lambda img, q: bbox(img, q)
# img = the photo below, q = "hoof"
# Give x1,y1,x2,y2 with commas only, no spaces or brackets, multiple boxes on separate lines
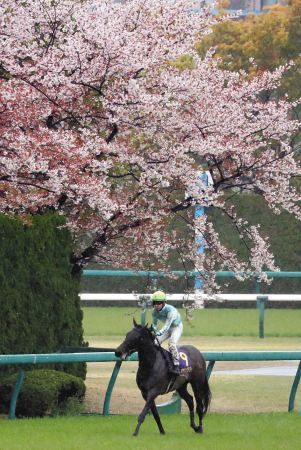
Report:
194,426,203,434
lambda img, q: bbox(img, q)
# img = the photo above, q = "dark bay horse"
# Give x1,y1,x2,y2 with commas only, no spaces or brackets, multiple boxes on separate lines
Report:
115,320,211,436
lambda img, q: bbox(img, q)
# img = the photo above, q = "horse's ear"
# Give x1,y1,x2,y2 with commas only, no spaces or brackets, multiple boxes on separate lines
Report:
133,318,138,327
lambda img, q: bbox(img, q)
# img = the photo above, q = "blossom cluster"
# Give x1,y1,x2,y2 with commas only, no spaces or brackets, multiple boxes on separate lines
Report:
0,0,300,280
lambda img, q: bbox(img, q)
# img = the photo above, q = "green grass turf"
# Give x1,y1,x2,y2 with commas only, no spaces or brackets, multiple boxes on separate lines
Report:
0,413,300,450
82,307,301,337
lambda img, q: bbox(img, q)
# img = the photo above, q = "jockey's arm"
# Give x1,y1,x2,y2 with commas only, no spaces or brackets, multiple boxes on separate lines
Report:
158,310,176,335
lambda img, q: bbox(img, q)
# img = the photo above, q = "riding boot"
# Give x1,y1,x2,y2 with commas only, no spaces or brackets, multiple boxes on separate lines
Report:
168,343,181,376
166,356,180,375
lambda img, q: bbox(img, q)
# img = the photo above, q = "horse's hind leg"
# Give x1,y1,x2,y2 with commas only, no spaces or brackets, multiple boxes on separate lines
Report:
177,385,198,432
191,381,206,433
150,401,165,435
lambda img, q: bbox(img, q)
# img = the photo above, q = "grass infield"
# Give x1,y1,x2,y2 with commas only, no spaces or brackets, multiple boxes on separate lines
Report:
82,307,301,337
0,413,300,450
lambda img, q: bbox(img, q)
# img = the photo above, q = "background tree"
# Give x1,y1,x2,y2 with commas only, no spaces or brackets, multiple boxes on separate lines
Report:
197,6,288,71
0,0,301,290
197,1,301,101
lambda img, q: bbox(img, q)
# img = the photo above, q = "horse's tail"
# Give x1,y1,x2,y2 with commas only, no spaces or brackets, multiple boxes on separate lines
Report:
201,375,212,416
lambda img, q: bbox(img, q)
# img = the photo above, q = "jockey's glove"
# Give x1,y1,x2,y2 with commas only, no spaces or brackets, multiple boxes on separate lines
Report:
156,330,163,336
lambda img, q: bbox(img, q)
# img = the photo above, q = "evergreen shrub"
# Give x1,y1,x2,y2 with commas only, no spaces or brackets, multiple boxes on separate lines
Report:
0,214,86,378
0,369,86,417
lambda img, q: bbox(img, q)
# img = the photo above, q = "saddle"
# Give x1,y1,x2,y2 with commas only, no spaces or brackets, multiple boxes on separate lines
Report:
158,346,174,369
158,347,181,377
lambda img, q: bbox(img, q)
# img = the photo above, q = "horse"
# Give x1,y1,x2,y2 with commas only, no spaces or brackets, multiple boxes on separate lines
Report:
115,319,211,436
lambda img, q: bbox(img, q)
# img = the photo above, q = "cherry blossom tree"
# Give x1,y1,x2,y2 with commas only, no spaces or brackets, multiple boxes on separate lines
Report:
0,0,300,284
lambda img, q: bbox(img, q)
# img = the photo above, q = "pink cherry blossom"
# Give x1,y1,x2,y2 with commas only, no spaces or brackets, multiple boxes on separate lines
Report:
0,0,300,285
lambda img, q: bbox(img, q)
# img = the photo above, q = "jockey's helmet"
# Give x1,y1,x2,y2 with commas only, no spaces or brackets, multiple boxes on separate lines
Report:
151,290,166,305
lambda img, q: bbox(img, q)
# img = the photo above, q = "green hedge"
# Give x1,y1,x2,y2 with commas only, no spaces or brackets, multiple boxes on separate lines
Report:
0,214,86,378
0,369,86,417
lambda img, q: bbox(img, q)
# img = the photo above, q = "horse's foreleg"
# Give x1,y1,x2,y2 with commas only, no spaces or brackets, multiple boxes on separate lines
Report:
150,401,165,435
133,399,153,437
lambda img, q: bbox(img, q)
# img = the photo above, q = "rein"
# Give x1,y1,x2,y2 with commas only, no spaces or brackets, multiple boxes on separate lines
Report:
154,335,162,347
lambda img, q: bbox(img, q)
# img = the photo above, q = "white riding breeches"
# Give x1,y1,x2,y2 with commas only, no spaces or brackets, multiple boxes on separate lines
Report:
156,322,183,365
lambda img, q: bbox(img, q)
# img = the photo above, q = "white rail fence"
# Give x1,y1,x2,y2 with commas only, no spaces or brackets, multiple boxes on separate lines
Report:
79,293,301,306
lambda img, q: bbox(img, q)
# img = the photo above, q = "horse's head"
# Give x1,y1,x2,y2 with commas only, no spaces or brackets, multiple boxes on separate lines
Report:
115,318,155,359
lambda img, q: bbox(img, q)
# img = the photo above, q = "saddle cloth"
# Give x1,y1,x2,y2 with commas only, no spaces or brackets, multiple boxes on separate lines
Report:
161,346,192,374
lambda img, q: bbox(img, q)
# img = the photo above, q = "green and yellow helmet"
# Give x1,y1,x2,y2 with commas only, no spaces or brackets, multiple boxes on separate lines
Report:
151,290,166,305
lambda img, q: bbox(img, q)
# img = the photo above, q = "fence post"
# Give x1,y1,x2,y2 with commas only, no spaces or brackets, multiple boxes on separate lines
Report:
103,360,122,416
9,368,25,419
256,295,268,338
288,360,301,412
255,278,261,295
138,295,151,325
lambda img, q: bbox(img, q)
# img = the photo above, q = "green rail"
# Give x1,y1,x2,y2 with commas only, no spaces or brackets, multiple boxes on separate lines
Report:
0,350,300,418
82,269,301,278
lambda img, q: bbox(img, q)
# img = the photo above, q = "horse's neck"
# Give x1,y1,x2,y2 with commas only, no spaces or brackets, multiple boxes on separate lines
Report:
137,340,158,368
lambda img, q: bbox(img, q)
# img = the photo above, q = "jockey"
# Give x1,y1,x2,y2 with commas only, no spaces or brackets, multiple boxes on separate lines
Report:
151,290,183,376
